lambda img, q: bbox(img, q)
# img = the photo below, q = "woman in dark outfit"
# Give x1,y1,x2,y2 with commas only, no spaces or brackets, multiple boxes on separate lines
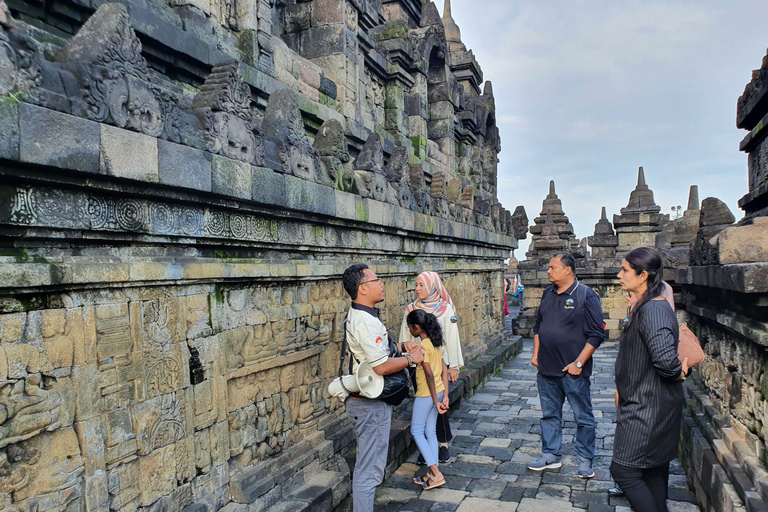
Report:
611,247,689,512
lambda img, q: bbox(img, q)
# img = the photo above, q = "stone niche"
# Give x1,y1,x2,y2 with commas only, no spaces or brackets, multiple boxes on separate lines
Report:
0,0,524,510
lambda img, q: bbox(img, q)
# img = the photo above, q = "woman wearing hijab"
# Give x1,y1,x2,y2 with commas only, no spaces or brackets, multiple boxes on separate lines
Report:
399,271,463,463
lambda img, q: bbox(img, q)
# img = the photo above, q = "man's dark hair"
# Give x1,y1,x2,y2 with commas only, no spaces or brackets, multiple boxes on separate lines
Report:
343,264,369,300
553,252,576,274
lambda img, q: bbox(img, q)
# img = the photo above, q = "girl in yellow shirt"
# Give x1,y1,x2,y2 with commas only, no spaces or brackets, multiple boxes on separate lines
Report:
407,309,450,490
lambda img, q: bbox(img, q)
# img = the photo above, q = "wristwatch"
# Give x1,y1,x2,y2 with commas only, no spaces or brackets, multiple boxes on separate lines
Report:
575,361,583,369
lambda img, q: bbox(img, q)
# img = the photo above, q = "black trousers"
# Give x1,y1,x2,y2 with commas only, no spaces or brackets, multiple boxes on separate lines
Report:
610,461,669,512
436,409,452,443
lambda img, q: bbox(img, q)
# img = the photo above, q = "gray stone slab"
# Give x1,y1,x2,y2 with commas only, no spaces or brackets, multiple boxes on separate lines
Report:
20,103,99,173
0,97,19,161
100,124,159,182
441,462,499,480
284,174,336,217
212,155,251,199
158,139,212,192
252,165,287,207
468,479,508,500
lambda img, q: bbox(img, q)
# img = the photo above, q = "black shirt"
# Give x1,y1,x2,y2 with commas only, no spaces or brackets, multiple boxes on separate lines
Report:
533,279,605,378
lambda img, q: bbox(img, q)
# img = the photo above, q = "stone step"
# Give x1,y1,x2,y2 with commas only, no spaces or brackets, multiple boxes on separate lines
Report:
263,470,350,512
229,432,334,505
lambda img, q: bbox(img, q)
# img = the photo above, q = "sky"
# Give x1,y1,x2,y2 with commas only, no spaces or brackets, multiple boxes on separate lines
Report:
438,0,768,257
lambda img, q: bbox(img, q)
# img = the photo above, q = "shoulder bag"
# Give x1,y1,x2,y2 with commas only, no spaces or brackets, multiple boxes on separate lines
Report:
339,317,410,406
678,322,705,367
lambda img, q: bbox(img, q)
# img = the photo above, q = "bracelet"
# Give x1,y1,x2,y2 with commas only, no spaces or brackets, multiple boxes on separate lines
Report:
404,353,414,367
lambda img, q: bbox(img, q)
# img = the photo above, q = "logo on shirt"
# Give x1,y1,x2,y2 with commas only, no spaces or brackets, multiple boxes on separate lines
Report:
564,298,575,309
375,336,383,345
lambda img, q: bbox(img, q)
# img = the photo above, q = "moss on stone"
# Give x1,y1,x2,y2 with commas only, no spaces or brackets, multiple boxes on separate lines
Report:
318,93,335,108
409,136,427,160
355,201,369,222
375,21,409,42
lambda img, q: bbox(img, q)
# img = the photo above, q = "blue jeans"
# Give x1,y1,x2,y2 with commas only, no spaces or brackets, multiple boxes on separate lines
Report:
411,391,443,467
537,373,596,459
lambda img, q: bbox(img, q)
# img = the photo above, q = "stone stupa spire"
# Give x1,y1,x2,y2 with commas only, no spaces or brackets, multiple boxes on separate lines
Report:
589,206,618,260
687,185,700,211
442,0,466,51
671,185,702,247
620,166,661,214
614,167,667,255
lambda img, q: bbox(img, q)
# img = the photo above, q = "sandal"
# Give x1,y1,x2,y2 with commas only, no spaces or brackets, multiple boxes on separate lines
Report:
422,474,445,490
413,475,429,486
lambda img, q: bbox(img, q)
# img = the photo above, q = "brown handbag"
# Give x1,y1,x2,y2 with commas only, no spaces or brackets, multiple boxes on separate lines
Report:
678,323,705,367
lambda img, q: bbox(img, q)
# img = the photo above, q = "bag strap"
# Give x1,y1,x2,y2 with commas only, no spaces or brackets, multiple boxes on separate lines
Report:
575,281,588,310
338,315,351,378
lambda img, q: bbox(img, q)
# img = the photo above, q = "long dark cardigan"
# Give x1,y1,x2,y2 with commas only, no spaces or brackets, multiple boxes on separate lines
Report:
613,300,684,468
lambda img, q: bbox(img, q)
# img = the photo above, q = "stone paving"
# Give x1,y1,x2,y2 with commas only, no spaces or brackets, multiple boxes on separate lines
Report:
373,338,701,512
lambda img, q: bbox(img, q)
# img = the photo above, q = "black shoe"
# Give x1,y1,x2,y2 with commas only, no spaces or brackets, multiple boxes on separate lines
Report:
438,446,450,463
417,453,426,465
607,487,624,497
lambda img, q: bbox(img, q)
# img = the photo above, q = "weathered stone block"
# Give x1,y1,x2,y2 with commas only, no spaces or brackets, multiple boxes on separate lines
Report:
20,103,100,173
73,362,105,421
212,155,252,199
299,65,321,89
319,76,337,99
0,97,19,161
158,139,212,192
285,175,336,216
301,25,345,59
311,0,344,26
100,124,159,182
284,2,311,33
715,217,768,264
84,470,109,511
252,166,287,206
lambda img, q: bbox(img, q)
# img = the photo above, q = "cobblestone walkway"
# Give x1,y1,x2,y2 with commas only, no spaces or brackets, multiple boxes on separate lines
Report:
374,339,700,512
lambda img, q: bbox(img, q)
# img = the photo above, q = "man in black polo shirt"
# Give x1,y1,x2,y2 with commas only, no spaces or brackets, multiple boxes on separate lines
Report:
528,252,604,478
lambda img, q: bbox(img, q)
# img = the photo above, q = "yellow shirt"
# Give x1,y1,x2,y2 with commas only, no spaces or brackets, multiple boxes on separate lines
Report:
415,338,445,398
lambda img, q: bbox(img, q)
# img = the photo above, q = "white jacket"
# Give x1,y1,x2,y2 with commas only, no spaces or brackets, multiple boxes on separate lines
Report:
398,304,464,369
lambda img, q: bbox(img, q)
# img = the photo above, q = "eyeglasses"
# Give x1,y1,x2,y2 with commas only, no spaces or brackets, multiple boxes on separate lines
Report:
359,278,381,285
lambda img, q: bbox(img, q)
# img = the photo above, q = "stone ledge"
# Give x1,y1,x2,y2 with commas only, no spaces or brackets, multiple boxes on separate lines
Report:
1,153,515,248
0,258,509,298
684,301,768,348
677,264,768,294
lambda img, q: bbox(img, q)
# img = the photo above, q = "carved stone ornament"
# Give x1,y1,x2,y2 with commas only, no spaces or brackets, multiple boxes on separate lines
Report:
314,118,352,190
59,3,165,137
0,2,53,107
193,60,263,164
262,88,321,181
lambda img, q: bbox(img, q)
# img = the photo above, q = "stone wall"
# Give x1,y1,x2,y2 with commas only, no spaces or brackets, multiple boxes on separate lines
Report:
676,46,768,512
0,0,523,510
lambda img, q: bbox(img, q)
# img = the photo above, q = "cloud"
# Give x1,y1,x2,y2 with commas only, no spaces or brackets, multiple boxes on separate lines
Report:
439,0,768,256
